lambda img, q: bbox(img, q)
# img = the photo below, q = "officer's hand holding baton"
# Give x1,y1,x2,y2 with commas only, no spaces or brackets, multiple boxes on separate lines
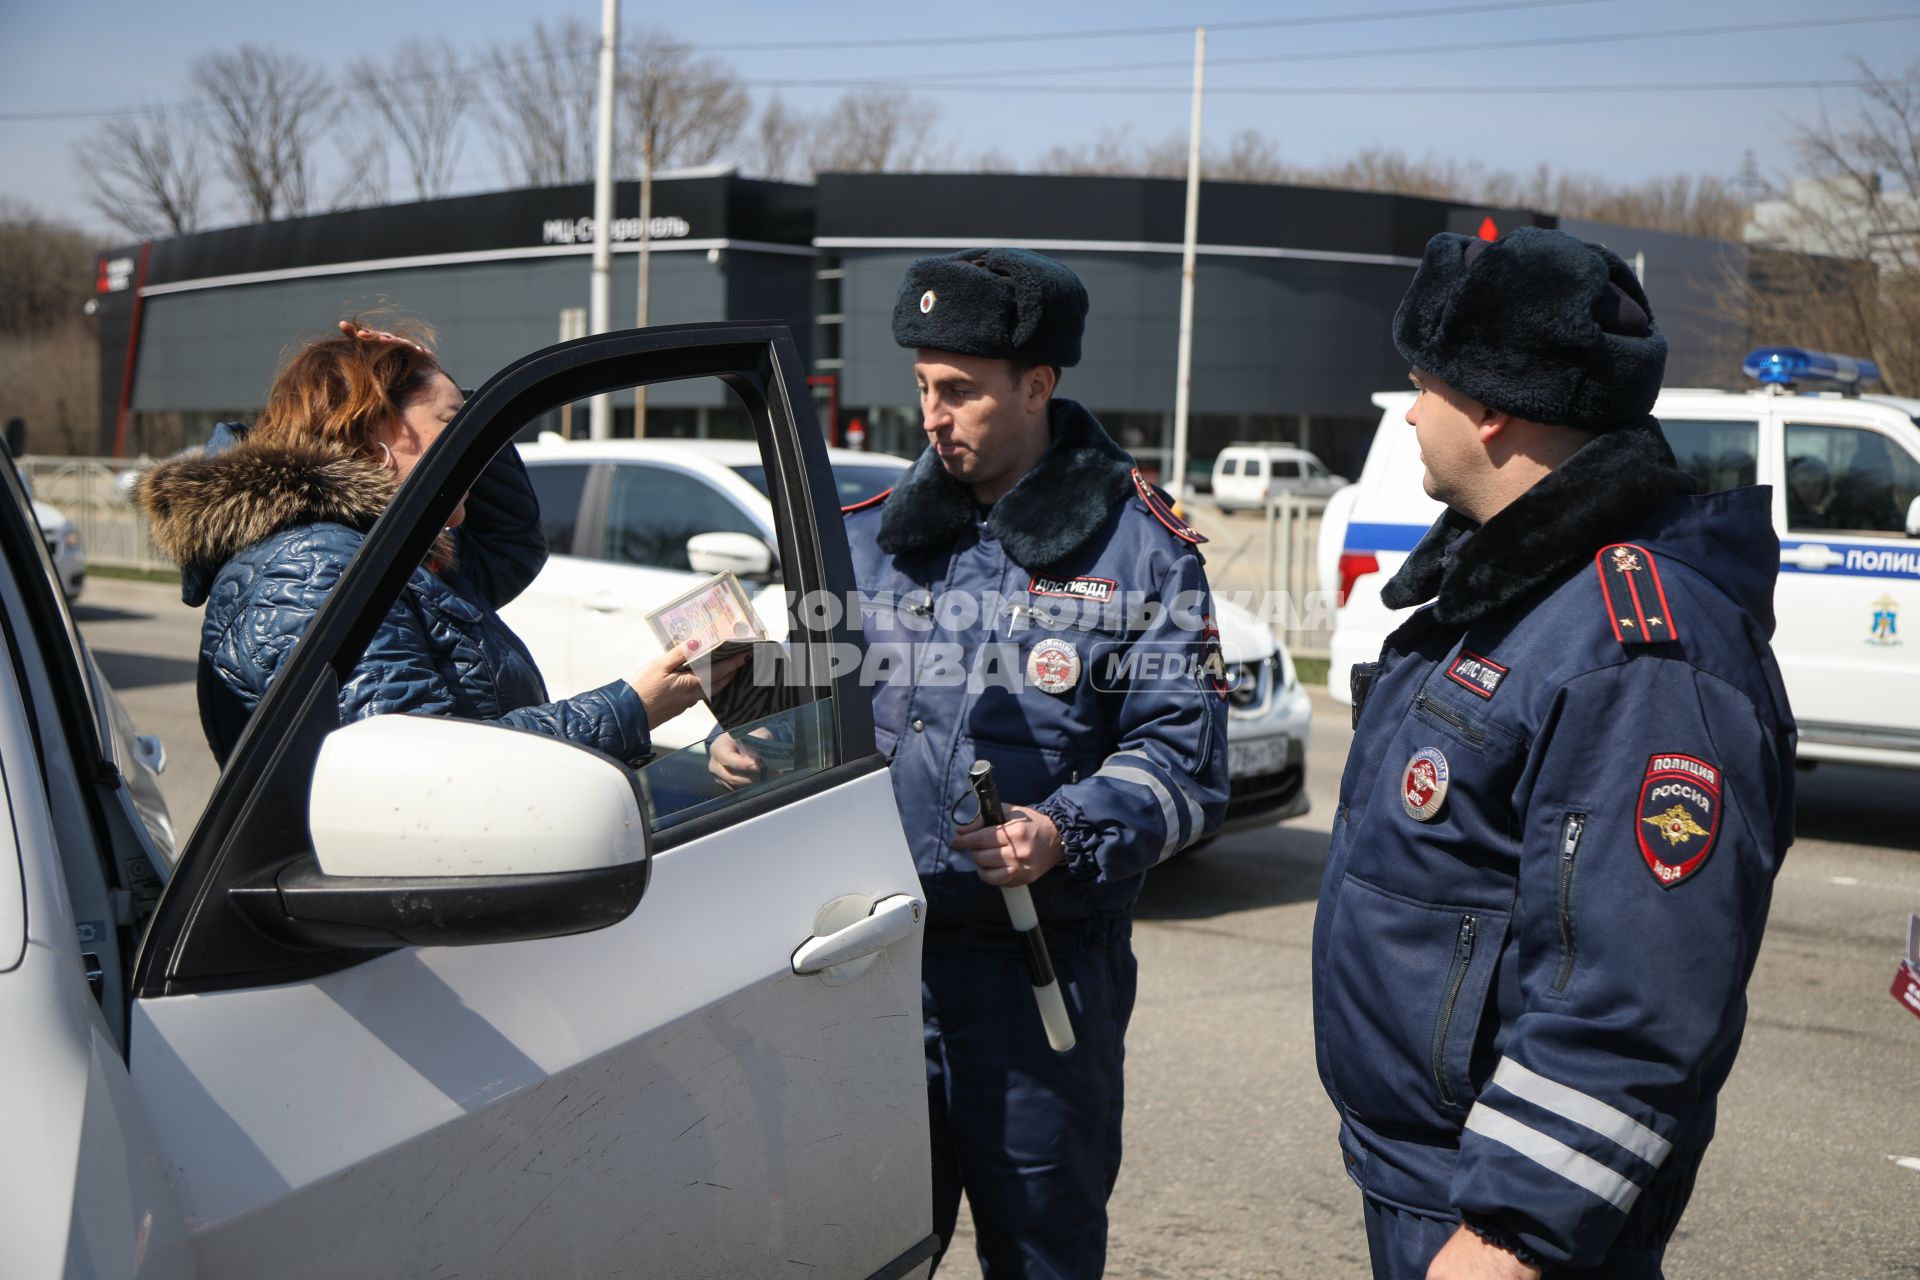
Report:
962,761,1076,1053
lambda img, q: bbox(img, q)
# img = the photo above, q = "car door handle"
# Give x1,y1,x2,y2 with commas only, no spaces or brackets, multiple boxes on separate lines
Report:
792,894,925,974
583,590,625,613
1783,542,1844,569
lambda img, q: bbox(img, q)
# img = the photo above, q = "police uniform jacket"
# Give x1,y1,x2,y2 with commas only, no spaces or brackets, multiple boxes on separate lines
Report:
846,399,1229,935
1312,419,1795,1269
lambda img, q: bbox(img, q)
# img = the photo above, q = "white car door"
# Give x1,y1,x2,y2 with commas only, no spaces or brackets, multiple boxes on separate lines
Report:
0,447,193,1279
1770,407,1920,754
125,327,935,1279
500,455,598,695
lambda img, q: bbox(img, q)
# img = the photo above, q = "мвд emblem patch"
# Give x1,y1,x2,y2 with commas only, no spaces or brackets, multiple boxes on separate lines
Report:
1636,753,1721,888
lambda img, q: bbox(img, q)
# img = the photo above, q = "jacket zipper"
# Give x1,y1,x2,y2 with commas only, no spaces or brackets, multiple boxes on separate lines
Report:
1432,913,1479,1107
1553,813,1587,994
1414,691,1487,747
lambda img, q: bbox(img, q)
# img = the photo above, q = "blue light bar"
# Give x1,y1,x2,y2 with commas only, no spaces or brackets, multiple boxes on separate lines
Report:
1743,347,1882,389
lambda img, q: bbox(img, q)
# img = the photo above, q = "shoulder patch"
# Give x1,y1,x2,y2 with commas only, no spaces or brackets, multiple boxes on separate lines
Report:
1130,467,1206,544
1637,753,1721,887
841,487,892,516
1594,543,1678,646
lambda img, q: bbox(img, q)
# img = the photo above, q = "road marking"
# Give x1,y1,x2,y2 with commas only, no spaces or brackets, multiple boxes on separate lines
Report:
1781,872,1920,894
1888,1156,1920,1174
1831,876,1861,886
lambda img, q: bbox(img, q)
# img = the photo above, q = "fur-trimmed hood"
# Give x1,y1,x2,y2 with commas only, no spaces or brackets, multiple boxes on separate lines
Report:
876,398,1136,572
139,426,400,606
1381,415,1699,626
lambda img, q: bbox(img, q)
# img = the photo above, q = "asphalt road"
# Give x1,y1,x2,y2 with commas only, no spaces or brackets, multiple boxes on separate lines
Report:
75,576,1920,1279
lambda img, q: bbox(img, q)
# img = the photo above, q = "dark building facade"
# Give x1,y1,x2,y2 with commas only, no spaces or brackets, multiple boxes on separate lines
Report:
94,170,1753,478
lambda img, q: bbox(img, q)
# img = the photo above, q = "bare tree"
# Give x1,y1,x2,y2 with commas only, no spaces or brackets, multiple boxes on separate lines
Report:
73,110,205,238
346,38,473,201
746,95,816,183
810,89,948,174
0,203,103,453
477,17,599,188
190,45,335,221
329,125,391,212
1733,58,1920,393
622,33,750,174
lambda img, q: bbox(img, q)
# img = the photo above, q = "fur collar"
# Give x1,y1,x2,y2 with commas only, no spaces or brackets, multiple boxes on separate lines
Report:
1381,416,1698,626
877,398,1136,571
139,435,405,606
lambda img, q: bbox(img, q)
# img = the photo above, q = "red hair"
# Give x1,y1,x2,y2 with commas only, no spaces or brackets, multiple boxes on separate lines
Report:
252,317,445,458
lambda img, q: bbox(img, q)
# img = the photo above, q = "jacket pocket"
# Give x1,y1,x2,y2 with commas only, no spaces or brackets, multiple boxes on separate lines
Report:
1318,873,1510,1129
1552,812,1587,995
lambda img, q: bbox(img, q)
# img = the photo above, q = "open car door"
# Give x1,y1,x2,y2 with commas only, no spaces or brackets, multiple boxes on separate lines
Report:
128,325,935,1279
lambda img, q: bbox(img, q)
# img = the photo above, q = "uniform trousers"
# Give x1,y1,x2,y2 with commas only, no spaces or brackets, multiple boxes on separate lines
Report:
922,921,1137,1280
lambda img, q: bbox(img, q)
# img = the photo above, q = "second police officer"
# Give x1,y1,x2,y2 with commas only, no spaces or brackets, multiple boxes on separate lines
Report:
842,249,1229,1277
1314,228,1796,1279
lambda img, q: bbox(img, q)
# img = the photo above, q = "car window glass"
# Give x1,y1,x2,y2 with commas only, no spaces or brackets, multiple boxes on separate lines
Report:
1663,419,1758,494
604,464,765,572
1308,461,1326,477
1783,422,1920,535
1273,458,1301,478
1220,458,1239,477
637,699,835,832
524,461,591,555
733,463,901,508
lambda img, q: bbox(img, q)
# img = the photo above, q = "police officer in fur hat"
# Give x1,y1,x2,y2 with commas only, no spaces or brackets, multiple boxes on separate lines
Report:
1313,227,1795,1278
840,249,1228,1276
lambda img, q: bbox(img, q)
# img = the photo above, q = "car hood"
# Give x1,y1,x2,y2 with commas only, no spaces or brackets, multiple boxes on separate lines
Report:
1213,597,1275,663
31,498,66,535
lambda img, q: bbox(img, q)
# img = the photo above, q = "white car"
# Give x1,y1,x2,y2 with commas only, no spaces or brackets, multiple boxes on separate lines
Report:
1325,347,1920,769
18,470,85,600
3,325,939,1279
508,440,1311,833
1210,444,1346,511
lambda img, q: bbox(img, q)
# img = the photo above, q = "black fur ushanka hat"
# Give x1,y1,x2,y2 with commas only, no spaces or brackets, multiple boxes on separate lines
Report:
1393,227,1668,431
891,247,1088,368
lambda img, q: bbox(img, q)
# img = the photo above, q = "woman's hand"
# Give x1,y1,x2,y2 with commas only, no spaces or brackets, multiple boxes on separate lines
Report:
629,639,746,729
338,319,431,354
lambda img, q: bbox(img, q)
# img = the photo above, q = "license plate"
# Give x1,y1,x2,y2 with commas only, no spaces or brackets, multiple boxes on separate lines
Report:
1228,734,1290,777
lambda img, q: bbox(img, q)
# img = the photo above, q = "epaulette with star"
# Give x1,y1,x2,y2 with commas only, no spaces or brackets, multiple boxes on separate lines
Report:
1594,543,1678,645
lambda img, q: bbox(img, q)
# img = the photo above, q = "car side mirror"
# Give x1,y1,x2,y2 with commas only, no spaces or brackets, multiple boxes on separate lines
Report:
688,530,776,579
1906,494,1920,538
232,716,650,950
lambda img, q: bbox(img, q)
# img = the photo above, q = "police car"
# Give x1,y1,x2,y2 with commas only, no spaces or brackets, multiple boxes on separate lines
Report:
1326,348,1920,769
1,327,940,1280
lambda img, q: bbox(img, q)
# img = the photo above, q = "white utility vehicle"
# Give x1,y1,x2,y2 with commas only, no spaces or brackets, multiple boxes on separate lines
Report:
1210,444,1346,511
508,440,1311,830
1326,348,1920,769
1,326,940,1279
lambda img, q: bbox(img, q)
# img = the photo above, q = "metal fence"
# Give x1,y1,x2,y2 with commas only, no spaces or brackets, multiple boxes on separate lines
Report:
18,456,172,573
1188,492,1333,659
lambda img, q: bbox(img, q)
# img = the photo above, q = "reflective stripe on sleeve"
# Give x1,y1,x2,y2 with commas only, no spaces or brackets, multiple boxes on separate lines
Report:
1097,764,1183,862
1492,1058,1673,1168
1463,1104,1644,1213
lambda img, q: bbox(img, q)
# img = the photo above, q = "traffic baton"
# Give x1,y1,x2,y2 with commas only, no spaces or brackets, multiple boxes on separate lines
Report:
967,760,1076,1054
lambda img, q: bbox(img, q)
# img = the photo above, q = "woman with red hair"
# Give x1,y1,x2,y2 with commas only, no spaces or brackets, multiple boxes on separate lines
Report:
139,319,736,763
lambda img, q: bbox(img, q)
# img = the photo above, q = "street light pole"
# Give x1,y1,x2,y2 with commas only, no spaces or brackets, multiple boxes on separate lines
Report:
1170,25,1206,500
587,0,619,441
634,123,652,437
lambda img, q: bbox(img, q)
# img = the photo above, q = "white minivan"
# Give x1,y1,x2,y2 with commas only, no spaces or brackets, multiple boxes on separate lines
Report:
1326,348,1920,769
1210,444,1346,511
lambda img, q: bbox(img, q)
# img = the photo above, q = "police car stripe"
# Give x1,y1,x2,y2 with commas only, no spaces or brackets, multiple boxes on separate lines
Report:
1343,522,1427,554
1492,1059,1673,1168
1111,749,1206,845
1098,764,1182,862
1464,1105,1643,1213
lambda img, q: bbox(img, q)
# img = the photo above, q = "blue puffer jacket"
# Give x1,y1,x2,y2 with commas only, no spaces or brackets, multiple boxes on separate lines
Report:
140,423,651,765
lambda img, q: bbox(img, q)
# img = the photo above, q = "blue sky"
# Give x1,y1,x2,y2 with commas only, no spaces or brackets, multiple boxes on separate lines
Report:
2,0,1915,240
